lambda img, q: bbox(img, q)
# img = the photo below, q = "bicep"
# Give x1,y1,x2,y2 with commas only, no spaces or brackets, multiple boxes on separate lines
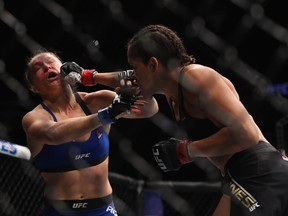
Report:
22,113,55,145
22,113,55,156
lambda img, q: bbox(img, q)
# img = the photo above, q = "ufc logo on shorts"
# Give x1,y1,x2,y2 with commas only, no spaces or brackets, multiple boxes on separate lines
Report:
72,202,88,208
75,153,91,160
152,148,167,170
249,202,260,212
106,205,118,216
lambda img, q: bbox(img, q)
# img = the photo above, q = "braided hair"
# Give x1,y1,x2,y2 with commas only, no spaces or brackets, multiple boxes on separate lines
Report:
127,24,195,70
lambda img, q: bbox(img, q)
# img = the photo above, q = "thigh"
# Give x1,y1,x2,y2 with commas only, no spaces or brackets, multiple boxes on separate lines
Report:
212,195,230,216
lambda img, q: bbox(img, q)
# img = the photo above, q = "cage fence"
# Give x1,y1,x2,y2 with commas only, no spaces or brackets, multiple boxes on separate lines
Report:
0,155,222,216
1,0,288,215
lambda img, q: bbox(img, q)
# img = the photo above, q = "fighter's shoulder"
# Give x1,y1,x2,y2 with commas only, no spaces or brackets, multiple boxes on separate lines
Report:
186,64,217,75
22,105,51,129
183,64,218,88
23,104,48,119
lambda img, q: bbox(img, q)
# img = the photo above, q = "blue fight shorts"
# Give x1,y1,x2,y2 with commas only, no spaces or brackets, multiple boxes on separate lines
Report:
41,194,118,216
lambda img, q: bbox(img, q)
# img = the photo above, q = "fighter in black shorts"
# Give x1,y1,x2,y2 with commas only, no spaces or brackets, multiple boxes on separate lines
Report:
222,141,288,215
126,24,288,215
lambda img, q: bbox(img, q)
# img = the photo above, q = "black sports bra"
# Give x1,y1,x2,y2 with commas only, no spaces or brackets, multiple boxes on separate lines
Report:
171,69,219,141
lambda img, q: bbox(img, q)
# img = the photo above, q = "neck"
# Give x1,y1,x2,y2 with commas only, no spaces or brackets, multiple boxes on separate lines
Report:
42,86,77,113
161,66,183,101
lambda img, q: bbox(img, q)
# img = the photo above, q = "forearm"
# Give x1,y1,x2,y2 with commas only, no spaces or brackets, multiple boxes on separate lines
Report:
133,97,159,118
43,114,103,145
188,127,252,157
93,72,119,88
61,62,133,88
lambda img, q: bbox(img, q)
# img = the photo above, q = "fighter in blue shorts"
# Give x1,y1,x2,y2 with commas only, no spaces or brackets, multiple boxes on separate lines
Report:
22,52,158,216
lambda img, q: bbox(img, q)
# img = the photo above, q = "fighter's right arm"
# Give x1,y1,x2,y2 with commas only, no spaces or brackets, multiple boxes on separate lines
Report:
60,61,134,88
22,109,104,155
22,96,131,154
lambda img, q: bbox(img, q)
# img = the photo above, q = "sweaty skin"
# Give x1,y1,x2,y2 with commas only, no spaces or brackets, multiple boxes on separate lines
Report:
22,52,158,200
129,59,268,174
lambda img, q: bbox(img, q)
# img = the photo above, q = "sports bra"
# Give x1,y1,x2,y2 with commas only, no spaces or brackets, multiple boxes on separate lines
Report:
171,69,219,141
33,93,109,172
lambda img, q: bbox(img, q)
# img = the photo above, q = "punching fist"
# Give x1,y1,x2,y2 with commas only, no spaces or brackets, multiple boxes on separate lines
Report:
118,70,135,86
117,70,140,104
60,62,97,86
97,94,132,125
152,138,193,172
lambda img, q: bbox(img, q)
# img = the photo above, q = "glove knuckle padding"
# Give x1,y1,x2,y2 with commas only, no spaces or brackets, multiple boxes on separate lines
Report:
120,87,139,103
118,70,139,104
109,95,131,120
60,62,83,76
152,138,182,172
118,70,134,81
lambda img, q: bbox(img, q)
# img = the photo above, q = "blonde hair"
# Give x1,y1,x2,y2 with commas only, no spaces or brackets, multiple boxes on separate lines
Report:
25,50,62,91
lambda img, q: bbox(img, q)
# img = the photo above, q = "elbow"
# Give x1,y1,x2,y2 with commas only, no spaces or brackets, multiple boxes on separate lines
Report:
146,101,159,118
44,127,65,144
45,131,58,144
232,126,258,146
150,105,159,117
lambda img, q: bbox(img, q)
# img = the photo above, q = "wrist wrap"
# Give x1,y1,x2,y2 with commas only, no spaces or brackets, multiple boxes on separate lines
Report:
97,107,114,125
81,70,97,86
176,140,194,164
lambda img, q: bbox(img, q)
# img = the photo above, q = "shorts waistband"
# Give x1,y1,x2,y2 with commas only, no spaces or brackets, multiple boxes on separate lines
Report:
225,141,275,169
45,194,113,211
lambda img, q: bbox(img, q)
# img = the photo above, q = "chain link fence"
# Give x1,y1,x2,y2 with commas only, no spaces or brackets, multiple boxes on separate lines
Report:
0,155,221,216
1,0,288,215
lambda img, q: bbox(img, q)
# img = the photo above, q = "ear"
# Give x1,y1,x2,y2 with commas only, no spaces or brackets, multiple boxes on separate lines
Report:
30,86,39,94
148,57,158,72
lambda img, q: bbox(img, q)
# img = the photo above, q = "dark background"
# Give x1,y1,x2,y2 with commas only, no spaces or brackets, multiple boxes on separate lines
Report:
1,0,288,182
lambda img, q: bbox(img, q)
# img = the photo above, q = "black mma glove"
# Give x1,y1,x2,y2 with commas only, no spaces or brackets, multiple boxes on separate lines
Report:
60,62,97,86
117,70,140,104
97,94,131,125
152,138,193,172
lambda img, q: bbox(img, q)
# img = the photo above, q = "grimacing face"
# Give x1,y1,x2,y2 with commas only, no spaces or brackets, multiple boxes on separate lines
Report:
28,53,63,93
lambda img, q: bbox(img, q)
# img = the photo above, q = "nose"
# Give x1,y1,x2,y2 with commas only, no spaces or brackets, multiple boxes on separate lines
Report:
43,63,51,71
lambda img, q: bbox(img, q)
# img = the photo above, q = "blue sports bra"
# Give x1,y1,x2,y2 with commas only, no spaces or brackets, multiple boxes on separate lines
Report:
33,93,110,172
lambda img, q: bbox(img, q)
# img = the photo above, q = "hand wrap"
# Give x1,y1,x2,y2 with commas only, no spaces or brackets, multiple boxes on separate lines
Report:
60,62,97,86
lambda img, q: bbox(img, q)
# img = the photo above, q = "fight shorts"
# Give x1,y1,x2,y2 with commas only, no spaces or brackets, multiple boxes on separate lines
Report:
222,141,288,216
42,194,118,216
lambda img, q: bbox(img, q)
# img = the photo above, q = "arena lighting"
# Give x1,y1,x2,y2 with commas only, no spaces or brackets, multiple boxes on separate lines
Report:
267,82,288,96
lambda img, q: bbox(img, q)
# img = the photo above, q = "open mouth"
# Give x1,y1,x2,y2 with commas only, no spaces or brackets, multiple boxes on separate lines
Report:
47,71,58,79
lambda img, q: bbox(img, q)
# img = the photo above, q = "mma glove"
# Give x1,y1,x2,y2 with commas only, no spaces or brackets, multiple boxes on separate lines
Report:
60,61,97,86
97,94,132,125
152,138,194,172
117,70,140,104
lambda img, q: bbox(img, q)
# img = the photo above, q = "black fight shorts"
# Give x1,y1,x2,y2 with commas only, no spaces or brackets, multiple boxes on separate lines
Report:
222,141,288,216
